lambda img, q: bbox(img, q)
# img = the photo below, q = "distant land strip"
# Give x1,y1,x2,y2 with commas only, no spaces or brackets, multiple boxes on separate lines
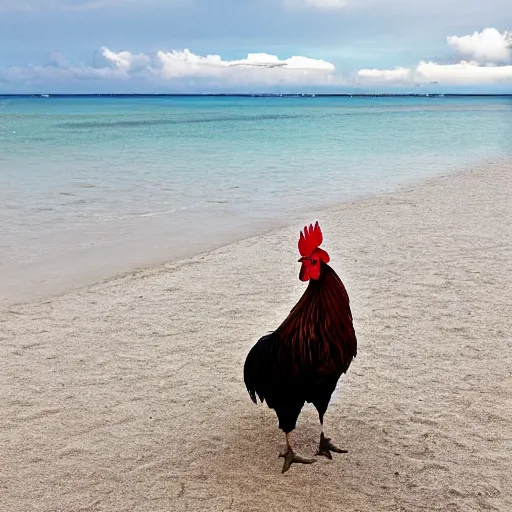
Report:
1,93,512,99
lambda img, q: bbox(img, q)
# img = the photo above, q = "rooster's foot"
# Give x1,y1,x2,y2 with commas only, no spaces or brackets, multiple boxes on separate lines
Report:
316,432,348,460
279,447,316,473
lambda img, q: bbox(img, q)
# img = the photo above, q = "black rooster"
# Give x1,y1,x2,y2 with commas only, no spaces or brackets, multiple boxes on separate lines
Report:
244,222,357,473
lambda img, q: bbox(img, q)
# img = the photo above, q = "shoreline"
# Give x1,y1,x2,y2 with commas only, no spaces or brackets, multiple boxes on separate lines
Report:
2,155,509,311
2,158,511,511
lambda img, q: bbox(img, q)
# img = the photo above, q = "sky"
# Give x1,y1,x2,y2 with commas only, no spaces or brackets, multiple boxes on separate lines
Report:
0,0,511,93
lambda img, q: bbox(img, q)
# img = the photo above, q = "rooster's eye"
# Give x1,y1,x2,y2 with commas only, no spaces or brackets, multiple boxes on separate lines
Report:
311,259,318,266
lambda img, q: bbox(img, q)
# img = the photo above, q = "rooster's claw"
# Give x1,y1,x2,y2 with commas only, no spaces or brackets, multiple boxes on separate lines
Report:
316,432,348,459
279,447,316,473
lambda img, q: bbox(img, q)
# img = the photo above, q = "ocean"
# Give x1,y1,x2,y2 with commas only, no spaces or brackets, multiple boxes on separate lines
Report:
1,94,511,305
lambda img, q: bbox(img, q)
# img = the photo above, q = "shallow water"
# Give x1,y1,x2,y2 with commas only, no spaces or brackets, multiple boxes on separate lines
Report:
1,95,511,305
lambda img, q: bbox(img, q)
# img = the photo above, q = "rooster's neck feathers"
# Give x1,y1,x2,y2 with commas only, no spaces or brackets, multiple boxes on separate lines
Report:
276,262,356,375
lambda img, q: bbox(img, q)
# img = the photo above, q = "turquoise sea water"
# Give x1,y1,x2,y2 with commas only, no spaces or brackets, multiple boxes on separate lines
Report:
1,95,511,304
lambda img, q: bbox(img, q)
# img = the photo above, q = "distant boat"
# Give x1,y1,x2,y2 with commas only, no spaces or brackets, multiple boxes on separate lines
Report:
40,94,50,98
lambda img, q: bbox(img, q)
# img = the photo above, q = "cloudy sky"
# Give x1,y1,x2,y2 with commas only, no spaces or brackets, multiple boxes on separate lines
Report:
1,0,511,93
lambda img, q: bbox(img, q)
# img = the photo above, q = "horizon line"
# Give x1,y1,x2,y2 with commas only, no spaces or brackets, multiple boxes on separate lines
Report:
1,93,512,98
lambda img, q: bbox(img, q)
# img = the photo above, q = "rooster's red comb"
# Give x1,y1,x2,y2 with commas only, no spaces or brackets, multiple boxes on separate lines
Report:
298,221,324,257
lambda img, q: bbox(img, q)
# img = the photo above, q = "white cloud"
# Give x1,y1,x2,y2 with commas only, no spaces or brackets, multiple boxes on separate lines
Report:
357,28,512,86
101,47,151,73
147,48,337,86
359,60,512,85
153,50,335,79
447,28,511,64
0,47,338,88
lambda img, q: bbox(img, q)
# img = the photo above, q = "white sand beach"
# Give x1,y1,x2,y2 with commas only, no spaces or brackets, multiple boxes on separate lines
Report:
1,161,511,512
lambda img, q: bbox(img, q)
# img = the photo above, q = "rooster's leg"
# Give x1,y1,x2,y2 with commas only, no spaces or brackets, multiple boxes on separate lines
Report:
279,433,316,473
314,396,348,459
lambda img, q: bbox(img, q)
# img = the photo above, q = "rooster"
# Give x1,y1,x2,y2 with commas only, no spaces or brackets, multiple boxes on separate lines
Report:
244,221,357,473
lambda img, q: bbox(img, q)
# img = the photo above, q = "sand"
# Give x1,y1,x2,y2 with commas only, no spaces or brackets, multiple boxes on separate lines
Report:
1,161,511,512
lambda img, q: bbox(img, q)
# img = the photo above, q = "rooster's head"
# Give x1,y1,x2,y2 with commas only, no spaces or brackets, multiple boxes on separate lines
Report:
297,221,330,282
